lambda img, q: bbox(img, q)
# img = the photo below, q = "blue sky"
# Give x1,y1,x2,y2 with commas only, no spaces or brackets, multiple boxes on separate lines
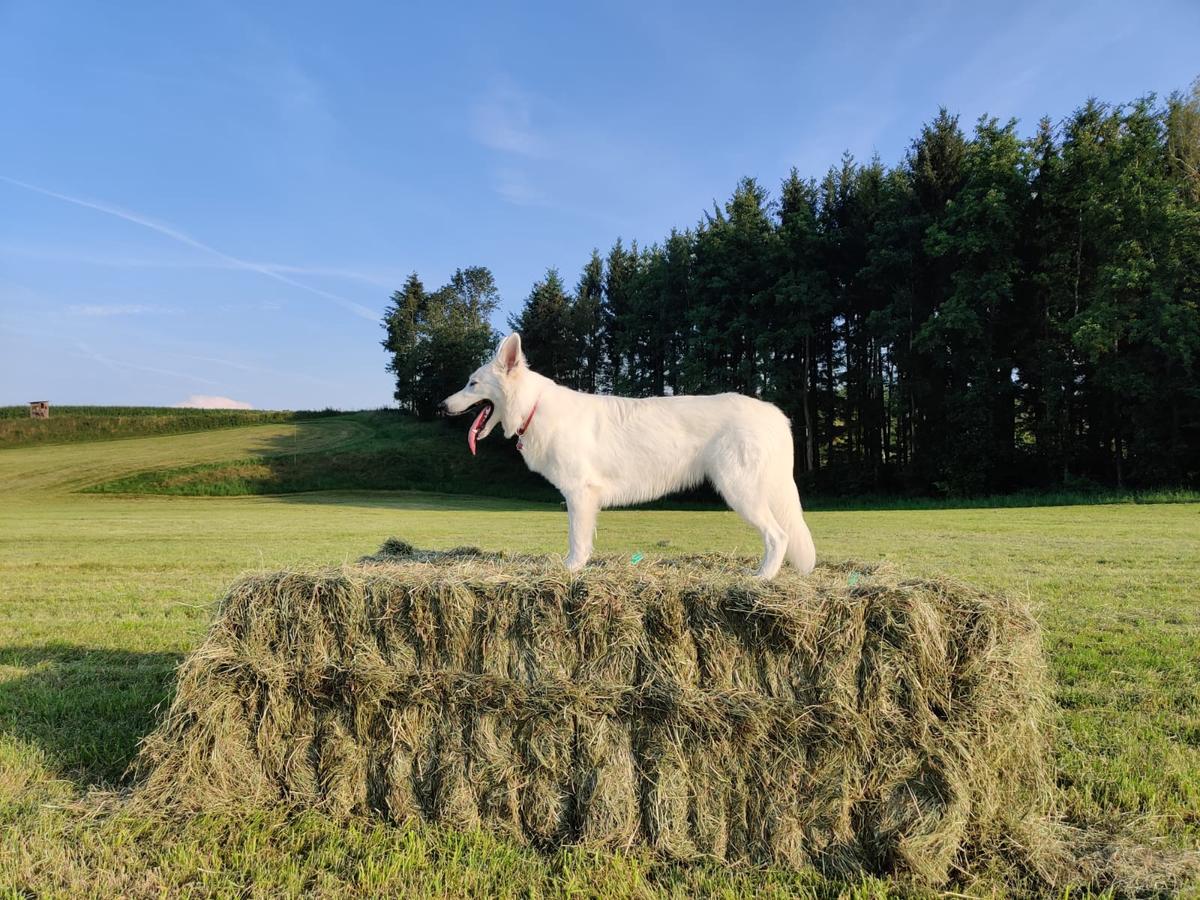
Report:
2,1,1198,409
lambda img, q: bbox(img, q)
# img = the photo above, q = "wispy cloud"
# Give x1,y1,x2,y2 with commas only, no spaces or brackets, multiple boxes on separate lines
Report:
492,167,548,207
0,176,379,321
72,342,222,387
254,262,401,288
467,76,654,228
177,352,333,386
66,303,176,317
0,244,401,288
471,78,562,208
253,58,332,126
472,79,551,159
175,394,253,409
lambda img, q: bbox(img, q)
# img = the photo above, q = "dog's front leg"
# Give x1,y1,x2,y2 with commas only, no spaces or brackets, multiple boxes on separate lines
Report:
563,488,599,572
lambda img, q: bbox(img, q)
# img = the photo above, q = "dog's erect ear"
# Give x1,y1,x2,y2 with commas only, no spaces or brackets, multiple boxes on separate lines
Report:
494,332,525,373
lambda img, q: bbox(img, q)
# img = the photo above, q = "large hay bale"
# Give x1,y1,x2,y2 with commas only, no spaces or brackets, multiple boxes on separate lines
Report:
134,541,1061,886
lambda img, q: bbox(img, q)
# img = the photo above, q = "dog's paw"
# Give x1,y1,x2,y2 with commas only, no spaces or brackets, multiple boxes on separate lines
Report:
563,556,587,573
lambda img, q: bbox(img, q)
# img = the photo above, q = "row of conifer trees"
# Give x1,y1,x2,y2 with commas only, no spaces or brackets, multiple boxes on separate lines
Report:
385,84,1200,494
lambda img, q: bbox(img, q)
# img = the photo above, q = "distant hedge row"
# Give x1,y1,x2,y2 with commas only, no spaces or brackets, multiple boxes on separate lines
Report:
0,405,345,419
0,406,341,447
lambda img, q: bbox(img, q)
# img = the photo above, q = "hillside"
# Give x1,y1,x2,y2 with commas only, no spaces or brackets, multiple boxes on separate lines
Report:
82,410,557,501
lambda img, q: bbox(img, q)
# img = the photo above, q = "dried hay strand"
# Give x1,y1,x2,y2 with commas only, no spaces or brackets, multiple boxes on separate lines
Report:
128,540,1193,892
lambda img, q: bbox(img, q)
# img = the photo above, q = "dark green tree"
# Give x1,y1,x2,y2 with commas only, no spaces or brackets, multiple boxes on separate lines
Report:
904,109,969,489
776,169,830,473
509,268,577,384
920,116,1029,492
381,267,499,418
603,239,637,392
381,273,428,413
572,250,606,392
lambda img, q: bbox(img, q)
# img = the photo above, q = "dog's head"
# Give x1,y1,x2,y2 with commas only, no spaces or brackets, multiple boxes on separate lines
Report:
440,332,527,454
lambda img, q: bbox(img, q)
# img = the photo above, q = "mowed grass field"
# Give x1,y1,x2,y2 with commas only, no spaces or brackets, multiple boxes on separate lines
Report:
1,417,1198,896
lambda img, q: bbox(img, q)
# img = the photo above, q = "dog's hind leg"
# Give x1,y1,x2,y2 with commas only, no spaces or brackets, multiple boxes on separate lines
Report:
734,498,788,580
563,486,599,572
770,480,816,575
709,468,788,580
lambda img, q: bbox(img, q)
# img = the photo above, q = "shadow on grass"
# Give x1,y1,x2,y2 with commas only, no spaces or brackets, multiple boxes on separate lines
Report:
0,643,181,787
261,489,560,512
85,412,563,509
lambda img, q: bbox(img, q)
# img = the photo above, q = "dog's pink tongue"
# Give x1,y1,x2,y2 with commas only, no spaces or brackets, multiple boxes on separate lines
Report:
467,406,489,456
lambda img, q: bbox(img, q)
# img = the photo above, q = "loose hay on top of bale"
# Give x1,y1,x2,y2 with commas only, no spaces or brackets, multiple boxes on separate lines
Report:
132,541,1061,888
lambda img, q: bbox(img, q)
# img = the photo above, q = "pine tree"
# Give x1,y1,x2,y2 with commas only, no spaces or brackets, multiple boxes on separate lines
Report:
509,269,576,384
921,117,1029,491
603,239,637,393
572,250,606,392
380,273,428,413
776,169,829,473
1017,116,1075,485
906,109,969,490
661,229,692,394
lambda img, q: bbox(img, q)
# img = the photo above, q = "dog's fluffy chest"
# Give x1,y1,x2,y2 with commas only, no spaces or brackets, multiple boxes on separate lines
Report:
518,435,573,490
514,413,592,497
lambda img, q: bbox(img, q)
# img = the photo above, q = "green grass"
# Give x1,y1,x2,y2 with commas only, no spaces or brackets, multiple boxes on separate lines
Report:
0,421,1198,896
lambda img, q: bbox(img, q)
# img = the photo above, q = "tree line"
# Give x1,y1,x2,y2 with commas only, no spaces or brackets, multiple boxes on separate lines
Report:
384,83,1200,495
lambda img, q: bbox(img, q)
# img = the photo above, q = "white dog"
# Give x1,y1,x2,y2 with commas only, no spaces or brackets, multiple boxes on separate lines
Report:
440,333,816,579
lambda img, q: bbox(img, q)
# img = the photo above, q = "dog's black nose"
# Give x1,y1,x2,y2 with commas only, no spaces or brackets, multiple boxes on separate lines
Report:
438,401,448,414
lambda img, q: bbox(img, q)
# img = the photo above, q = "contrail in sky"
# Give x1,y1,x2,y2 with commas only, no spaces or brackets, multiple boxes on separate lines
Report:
73,342,223,387
0,174,379,322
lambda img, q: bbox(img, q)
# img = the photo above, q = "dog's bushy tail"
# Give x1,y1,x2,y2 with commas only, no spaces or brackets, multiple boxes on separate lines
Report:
771,480,817,574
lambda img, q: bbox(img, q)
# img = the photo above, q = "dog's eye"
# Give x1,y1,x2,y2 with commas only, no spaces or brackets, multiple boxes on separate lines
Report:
469,380,478,387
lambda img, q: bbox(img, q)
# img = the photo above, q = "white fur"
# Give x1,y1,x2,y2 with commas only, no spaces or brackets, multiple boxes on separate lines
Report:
442,333,817,579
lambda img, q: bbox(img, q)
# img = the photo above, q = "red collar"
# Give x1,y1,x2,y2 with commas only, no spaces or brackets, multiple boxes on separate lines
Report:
516,397,540,450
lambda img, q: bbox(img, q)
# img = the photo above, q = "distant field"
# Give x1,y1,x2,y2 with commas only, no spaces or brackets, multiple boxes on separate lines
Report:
0,418,1197,895
0,405,339,448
